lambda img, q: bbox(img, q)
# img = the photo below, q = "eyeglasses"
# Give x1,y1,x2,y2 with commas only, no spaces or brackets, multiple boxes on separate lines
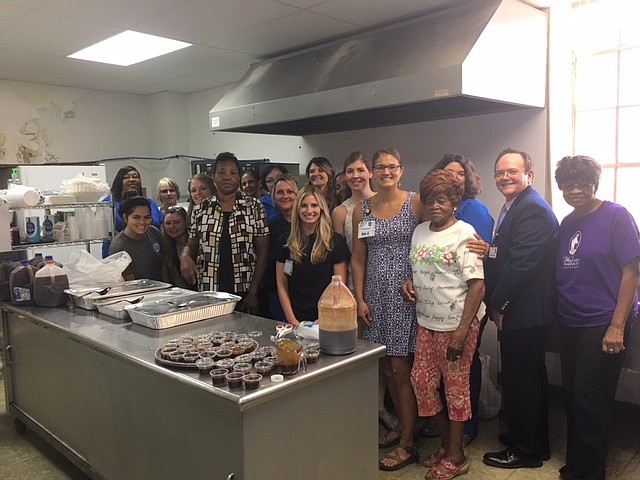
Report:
560,182,593,192
373,164,402,173
160,188,176,194
493,169,526,179
165,205,185,213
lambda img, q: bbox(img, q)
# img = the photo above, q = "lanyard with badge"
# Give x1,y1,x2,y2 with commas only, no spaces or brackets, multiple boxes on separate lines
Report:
358,206,376,239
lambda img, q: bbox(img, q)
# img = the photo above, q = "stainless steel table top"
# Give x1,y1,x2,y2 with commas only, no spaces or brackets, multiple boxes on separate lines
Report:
1,303,385,410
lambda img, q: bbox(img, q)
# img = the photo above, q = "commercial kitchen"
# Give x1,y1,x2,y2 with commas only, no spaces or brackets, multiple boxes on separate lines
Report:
1,0,639,479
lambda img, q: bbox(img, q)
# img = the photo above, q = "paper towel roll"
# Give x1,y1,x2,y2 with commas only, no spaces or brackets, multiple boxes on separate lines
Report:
1,185,42,207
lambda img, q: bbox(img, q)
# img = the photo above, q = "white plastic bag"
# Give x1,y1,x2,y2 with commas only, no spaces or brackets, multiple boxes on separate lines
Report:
478,354,502,420
63,250,131,287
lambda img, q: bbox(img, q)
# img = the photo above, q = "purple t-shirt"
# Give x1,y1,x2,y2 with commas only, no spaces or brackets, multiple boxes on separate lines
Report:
556,201,640,327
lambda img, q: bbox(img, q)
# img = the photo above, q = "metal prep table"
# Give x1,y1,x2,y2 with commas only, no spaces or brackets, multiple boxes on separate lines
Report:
1,303,385,480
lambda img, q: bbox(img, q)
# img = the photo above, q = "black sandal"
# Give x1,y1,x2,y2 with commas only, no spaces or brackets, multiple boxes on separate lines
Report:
379,444,419,471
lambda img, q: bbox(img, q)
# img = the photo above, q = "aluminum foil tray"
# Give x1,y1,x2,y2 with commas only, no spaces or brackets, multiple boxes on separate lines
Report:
65,279,172,310
125,291,241,329
94,288,195,320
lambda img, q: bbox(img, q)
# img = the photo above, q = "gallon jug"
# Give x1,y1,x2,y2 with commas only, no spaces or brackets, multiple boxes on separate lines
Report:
10,260,35,306
29,252,45,269
0,256,18,301
317,275,357,355
34,257,69,307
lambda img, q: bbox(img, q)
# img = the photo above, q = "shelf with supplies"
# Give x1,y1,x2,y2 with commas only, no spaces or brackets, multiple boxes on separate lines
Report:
10,237,113,251
3,200,114,255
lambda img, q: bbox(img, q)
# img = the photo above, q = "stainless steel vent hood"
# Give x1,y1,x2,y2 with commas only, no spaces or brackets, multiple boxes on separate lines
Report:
209,0,547,136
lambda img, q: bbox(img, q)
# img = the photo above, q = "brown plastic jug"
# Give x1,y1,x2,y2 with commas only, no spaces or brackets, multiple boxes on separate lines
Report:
317,275,357,355
10,260,35,306
34,257,69,307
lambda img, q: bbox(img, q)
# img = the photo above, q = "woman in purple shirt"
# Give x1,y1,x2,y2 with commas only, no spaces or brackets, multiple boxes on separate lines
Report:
555,155,640,480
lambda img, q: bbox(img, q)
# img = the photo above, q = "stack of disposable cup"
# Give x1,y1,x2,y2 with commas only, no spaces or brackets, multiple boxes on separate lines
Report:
0,185,42,207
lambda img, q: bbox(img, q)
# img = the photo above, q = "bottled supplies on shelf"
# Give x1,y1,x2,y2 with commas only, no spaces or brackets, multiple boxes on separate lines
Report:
25,216,41,243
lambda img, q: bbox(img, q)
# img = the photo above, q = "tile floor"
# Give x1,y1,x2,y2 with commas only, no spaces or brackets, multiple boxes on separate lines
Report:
1,371,639,480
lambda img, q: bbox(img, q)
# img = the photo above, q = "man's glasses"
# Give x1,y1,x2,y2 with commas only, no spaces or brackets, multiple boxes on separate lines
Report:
493,169,525,179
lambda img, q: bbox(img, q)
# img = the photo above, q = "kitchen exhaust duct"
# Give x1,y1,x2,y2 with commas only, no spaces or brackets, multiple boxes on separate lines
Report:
209,0,547,136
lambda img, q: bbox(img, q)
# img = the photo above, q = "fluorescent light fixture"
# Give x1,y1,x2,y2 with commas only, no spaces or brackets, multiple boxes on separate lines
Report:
68,30,191,66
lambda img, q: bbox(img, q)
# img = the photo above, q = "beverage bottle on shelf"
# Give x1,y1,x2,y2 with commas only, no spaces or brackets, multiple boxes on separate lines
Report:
34,256,69,307
42,209,55,241
25,216,41,243
317,275,357,355
0,256,18,301
29,253,46,269
10,259,36,306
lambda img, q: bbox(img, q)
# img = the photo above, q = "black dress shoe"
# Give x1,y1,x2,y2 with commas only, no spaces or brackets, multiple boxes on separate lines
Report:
497,434,551,461
483,449,543,469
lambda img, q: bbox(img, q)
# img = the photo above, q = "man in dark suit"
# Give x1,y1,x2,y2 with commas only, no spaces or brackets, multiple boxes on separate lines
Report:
482,148,559,469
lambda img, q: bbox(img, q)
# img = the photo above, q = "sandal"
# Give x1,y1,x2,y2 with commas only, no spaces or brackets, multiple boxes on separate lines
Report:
379,408,399,432
423,447,447,467
379,444,419,471
426,458,469,480
378,429,400,449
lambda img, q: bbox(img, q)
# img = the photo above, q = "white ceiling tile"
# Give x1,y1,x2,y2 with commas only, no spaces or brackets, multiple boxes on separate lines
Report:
205,10,357,56
0,0,46,8
133,0,299,45
276,0,330,8
0,9,119,55
0,5,30,33
311,0,452,26
35,0,191,28
139,45,255,79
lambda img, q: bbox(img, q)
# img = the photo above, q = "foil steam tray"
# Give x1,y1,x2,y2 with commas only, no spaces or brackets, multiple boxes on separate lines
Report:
65,279,172,310
125,291,241,329
93,287,195,320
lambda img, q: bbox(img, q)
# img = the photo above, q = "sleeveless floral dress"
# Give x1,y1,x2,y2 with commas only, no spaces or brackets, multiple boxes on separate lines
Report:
361,192,419,356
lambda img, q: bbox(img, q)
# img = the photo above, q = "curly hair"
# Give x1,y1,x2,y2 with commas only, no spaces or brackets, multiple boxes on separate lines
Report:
432,153,482,199
111,166,142,200
419,169,463,208
555,155,601,191
286,185,334,264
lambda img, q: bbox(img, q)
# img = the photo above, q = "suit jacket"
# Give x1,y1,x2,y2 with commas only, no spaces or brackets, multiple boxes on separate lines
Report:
484,186,559,331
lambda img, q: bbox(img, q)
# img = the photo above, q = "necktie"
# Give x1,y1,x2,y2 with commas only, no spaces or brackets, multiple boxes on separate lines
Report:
496,204,508,231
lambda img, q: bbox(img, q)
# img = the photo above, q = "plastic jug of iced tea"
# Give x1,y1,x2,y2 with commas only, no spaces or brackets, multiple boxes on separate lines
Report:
34,256,69,307
0,256,18,301
29,252,45,269
10,259,35,306
317,275,357,355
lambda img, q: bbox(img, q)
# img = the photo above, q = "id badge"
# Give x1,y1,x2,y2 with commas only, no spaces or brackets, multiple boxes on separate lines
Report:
488,246,498,259
358,220,375,238
284,259,294,276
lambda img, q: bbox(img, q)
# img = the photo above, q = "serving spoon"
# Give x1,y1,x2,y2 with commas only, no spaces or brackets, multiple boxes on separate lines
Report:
77,287,111,297
98,296,144,306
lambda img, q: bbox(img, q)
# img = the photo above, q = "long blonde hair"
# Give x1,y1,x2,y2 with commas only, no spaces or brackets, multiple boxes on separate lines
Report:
286,185,334,264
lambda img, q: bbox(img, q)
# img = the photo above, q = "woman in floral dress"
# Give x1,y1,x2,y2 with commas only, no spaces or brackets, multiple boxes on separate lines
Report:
352,148,422,471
